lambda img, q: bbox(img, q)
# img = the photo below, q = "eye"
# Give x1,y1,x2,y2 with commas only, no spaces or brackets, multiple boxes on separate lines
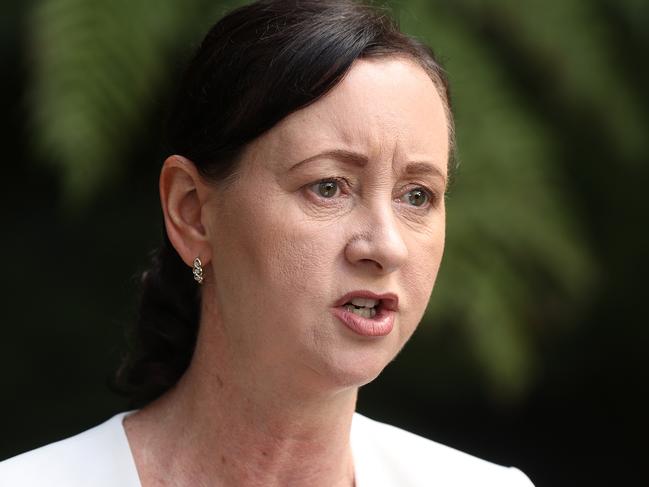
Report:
309,179,341,199
400,187,431,207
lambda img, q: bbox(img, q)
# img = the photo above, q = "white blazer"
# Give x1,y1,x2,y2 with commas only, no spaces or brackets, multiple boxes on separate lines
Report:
0,412,534,486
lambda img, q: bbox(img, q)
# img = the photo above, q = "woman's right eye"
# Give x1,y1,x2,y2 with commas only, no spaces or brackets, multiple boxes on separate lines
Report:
309,179,341,198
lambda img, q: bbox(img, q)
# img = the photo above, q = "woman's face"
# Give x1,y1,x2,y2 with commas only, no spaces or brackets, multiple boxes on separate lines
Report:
201,58,449,393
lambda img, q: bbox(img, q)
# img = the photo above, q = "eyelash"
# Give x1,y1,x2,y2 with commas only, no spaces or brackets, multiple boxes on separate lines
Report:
397,185,437,210
307,177,438,210
308,177,349,200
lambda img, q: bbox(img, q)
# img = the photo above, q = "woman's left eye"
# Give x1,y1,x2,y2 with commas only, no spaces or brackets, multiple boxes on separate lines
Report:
399,187,432,207
309,179,343,199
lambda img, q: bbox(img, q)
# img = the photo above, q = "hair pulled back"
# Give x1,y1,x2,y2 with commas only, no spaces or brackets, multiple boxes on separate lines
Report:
115,0,453,407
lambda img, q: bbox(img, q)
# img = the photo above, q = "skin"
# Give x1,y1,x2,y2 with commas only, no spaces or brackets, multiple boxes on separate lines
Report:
124,57,450,487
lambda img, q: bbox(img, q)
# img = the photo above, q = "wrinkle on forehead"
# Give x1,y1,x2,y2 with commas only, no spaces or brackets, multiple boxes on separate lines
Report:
248,57,449,177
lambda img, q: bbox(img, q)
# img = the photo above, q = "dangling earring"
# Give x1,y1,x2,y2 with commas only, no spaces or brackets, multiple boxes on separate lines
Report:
193,257,204,284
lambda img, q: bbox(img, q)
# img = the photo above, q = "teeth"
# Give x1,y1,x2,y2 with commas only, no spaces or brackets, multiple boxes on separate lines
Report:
344,304,377,318
349,297,379,308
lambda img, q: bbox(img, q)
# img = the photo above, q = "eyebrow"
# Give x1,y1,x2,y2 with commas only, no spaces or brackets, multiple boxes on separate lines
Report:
403,161,448,186
289,148,447,186
289,149,368,171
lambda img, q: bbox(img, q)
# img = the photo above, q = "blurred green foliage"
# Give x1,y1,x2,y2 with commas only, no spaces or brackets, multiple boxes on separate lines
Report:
30,0,647,397
27,0,246,200
4,0,648,483
23,0,648,402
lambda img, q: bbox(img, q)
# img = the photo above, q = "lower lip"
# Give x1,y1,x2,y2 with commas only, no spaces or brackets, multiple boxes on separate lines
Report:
331,306,395,337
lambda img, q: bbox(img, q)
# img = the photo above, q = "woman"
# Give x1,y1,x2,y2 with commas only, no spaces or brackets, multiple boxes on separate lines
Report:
1,1,533,485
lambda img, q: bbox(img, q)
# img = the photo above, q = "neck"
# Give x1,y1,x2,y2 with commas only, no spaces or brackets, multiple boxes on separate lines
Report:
124,317,358,487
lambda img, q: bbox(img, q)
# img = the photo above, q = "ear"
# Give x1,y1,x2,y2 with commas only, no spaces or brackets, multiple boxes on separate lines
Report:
160,155,212,268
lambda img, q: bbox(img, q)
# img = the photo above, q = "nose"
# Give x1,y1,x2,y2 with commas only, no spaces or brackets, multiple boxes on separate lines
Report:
344,205,409,274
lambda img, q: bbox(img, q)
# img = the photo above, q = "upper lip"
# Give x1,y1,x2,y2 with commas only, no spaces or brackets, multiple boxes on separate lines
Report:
334,290,399,311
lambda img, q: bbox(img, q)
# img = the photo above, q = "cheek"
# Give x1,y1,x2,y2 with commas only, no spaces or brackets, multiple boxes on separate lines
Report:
221,192,343,308
264,218,343,306
401,219,446,322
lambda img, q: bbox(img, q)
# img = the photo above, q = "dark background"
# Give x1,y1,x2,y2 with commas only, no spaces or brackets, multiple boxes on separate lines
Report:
1,1,647,486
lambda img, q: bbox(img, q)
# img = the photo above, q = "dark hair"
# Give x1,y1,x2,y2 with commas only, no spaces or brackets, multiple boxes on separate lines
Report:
115,0,454,407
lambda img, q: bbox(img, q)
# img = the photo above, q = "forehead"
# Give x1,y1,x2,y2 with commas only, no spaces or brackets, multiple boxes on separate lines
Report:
247,57,450,172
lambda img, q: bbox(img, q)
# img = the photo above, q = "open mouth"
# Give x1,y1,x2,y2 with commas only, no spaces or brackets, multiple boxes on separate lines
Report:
343,297,380,318
332,291,398,337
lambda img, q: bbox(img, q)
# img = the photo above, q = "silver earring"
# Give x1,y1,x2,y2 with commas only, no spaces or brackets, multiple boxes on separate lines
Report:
193,257,204,284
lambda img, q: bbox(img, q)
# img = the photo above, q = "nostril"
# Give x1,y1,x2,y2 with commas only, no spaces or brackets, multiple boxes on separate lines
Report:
359,258,383,270
343,215,409,274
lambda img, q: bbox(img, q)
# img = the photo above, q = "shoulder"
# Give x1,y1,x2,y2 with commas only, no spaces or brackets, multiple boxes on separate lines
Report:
0,412,140,487
351,413,534,487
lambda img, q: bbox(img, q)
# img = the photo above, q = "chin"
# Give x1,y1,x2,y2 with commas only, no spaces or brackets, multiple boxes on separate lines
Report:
292,311,413,393
312,341,398,391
